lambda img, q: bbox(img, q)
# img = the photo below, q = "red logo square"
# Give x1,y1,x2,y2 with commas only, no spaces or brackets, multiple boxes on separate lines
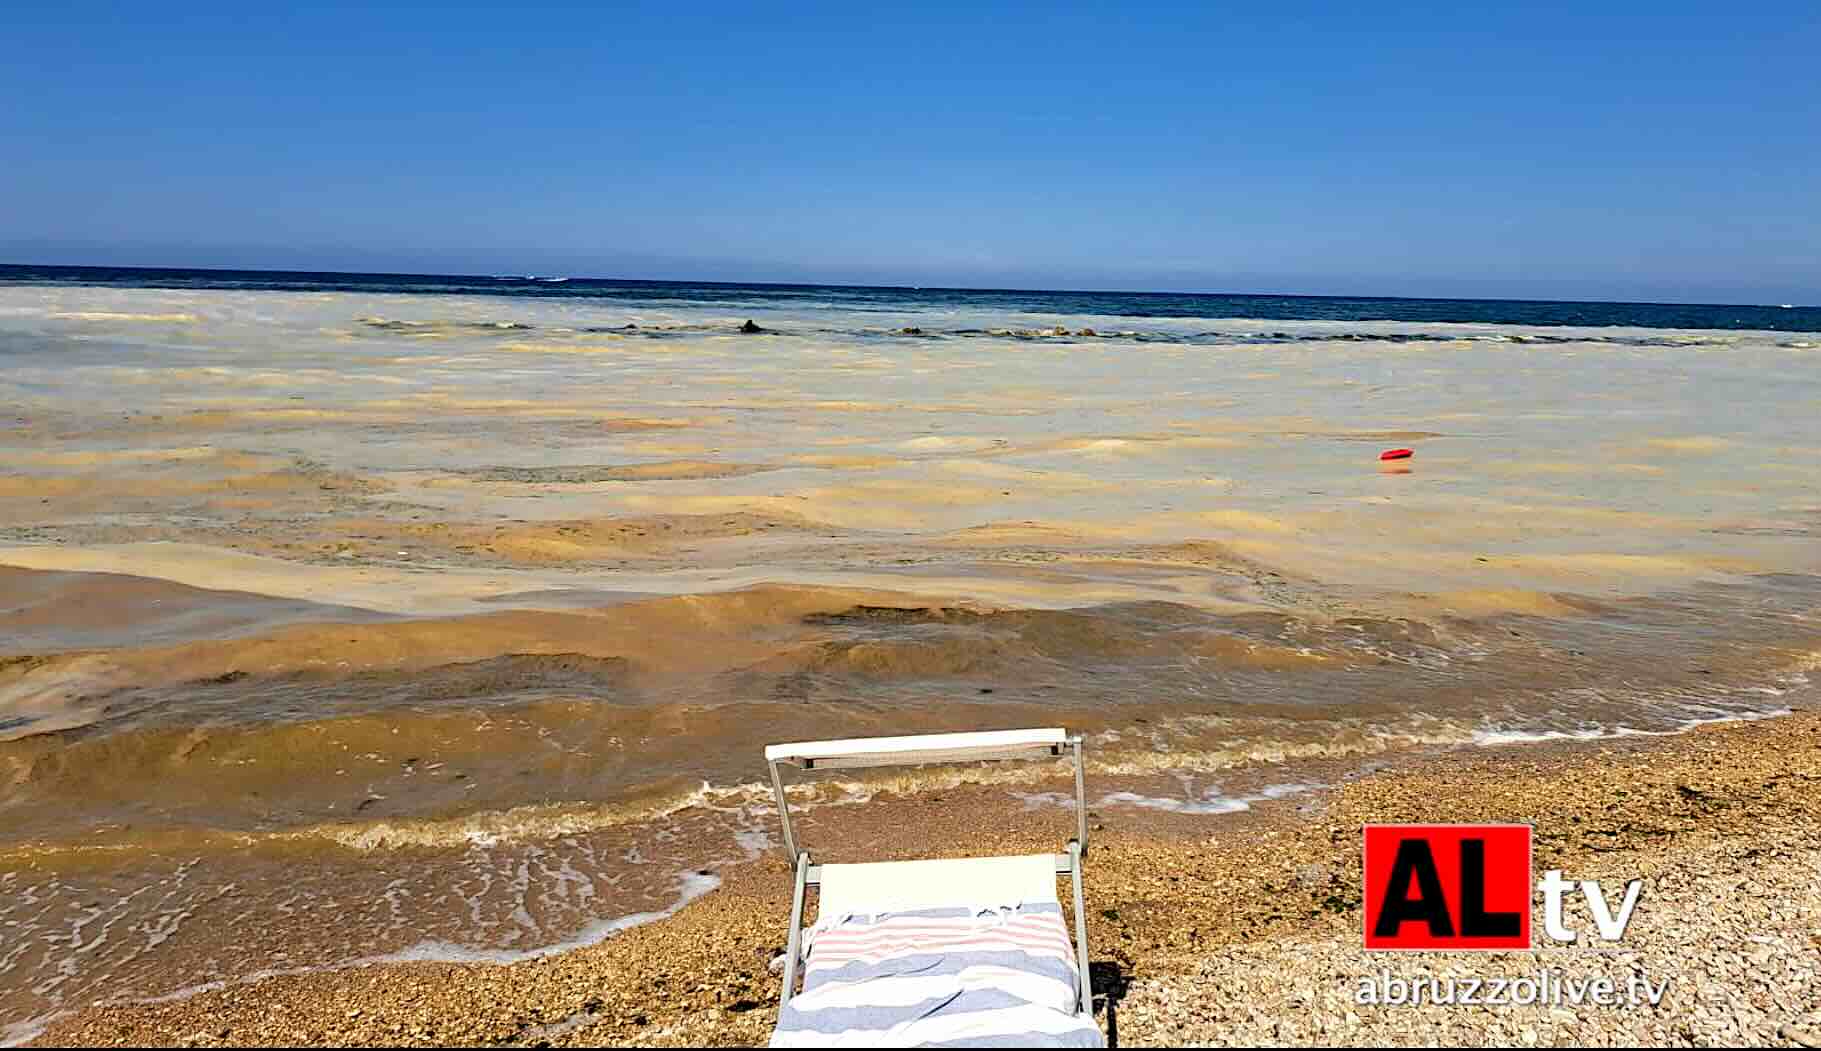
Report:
1363,824,1531,950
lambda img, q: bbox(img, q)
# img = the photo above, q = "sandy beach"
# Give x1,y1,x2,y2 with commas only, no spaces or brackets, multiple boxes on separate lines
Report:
25,706,1821,1047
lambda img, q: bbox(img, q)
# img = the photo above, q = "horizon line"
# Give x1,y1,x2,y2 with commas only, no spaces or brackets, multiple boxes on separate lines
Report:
0,259,1812,312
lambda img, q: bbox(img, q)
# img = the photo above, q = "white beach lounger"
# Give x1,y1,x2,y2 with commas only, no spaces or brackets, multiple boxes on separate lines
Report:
765,728,1105,1048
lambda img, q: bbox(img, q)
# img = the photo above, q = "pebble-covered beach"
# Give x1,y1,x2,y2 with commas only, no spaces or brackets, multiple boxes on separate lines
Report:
29,708,1821,1048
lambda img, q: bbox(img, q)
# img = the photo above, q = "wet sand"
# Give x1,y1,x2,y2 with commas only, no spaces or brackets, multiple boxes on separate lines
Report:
25,706,1821,1047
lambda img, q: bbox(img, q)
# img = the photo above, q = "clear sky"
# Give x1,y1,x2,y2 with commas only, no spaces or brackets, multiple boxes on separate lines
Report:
3,2,1817,303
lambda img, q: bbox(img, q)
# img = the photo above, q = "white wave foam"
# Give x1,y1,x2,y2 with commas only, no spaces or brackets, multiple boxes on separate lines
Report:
29,864,730,1041
373,869,722,967
1,1014,62,1049
1014,781,1323,816
1473,705,1794,747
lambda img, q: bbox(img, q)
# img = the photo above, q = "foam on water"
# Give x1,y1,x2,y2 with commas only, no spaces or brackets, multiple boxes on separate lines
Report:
1472,706,1795,746
0,868,729,1049
1017,781,1324,815
369,867,725,967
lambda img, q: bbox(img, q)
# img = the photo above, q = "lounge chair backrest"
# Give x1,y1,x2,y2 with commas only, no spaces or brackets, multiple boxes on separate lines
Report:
816,854,1060,916
764,727,1088,861
764,727,1096,1021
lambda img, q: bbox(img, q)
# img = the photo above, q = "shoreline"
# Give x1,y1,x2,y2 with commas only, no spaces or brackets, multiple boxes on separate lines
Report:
26,704,1821,1048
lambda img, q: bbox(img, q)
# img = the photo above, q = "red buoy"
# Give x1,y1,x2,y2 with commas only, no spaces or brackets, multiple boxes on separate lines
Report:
1379,448,1413,460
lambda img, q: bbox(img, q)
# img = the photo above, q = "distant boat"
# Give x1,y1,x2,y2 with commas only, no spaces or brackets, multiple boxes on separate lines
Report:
1779,304,1794,309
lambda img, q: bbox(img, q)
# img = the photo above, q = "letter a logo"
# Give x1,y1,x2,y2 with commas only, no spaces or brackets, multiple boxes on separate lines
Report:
1363,824,1531,950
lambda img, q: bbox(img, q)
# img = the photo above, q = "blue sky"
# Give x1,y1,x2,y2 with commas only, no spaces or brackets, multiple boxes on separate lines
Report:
3,2,1817,302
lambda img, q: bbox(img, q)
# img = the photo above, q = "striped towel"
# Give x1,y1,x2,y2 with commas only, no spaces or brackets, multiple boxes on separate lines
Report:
770,902,1104,1048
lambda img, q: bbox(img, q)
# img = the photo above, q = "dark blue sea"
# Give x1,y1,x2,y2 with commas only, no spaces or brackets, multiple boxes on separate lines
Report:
1,263,1815,333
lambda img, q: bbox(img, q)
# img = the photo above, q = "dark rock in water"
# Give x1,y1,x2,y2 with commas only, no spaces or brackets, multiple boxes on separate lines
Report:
1052,326,1069,336
624,323,638,330
1078,328,1098,337
900,326,923,335
740,319,764,334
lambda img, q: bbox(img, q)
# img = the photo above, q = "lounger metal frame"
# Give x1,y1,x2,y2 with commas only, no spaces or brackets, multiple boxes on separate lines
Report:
765,728,1094,1017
